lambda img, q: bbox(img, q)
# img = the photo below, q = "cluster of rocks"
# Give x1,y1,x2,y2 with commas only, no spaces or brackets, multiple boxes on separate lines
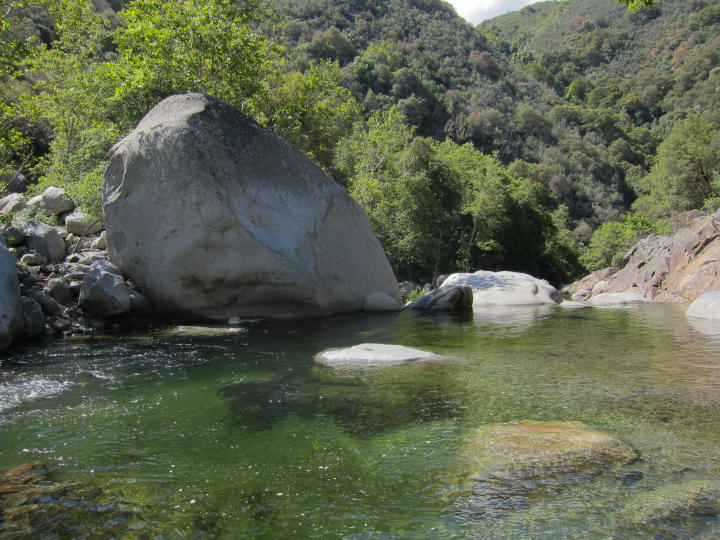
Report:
0,188,149,351
567,211,720,305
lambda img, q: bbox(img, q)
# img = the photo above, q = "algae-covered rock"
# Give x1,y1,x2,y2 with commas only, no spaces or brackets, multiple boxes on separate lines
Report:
619,480,720,535
452,421,637,517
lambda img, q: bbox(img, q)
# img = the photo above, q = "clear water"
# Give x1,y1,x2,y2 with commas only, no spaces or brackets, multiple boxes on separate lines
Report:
1,303,720,538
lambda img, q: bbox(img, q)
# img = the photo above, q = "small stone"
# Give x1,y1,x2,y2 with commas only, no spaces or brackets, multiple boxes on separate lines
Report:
65,210,103,235
571,289,591,302
52,318,72,332
68,281,82,296
90,231,107,250
0,224,24,247
20,252,45,266
19,296,44,337
25,289,61,317
9,246,27,260
46,278,75,305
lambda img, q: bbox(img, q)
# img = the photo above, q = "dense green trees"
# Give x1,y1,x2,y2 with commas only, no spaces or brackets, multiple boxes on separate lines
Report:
1,0,718,285
337,108,580,283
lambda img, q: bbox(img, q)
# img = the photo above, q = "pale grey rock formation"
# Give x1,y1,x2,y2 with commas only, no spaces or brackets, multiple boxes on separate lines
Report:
571,289,591,301
405,284,473,311
103,93,400,320
686,290,720,320
363,291,402,311
441,270,560,306
79,260,148,317
27,186,74,216
21,221,66,263
65,211,103,236
315,343,447,368
0,193,25,216
0,237,22,350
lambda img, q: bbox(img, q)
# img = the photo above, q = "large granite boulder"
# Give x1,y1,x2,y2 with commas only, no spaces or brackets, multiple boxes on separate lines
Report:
567,212,720,303
686,290,720,320
0,237,23,350
441,270,561,306
103,94,401,320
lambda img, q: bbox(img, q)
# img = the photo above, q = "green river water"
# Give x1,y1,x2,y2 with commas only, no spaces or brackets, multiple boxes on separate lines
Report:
1,303,719,538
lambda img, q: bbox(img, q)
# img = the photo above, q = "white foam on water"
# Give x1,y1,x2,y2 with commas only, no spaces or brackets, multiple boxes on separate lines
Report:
0,376,75,413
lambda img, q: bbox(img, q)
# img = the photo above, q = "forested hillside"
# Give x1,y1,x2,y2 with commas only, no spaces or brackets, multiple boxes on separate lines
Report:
1,0,718,284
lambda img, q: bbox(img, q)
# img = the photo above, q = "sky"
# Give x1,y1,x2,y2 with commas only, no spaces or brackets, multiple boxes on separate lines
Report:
447,0,546,24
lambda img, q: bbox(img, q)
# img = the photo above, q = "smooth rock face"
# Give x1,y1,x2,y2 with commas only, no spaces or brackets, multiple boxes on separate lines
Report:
441,271,561,306
27,186,74,216
65,211,103,236
588,292,649,306
455,421,636,516
405,285,473,311
364,291,403,312
686,291,720,320
315,343,447,367
0,237,22,350
103,93,401,321
21,221,66,263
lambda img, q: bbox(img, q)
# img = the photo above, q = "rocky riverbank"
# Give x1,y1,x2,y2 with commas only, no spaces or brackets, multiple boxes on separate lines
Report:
567,210,720,304
1,188,149,351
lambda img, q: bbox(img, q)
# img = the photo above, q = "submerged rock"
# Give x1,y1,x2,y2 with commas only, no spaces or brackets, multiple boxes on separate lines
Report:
315,343,447,368
588,292,649,306
686,290,720,321
618,480,720,533
453,421,636,517
405,284,473,311
103,93,401,321
441,271,561,306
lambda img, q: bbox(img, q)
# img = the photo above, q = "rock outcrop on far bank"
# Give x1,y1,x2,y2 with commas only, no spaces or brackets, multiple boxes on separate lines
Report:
568,211,720,303
103,94,402,321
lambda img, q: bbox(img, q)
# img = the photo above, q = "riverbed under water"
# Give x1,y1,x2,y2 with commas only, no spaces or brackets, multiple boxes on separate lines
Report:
1,303,719,538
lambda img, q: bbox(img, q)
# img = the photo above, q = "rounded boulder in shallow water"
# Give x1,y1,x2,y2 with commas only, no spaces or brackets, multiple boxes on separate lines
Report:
441,271,561,306
103,93,401,321
315,343,447,368
453,421,637,516
686,290,720,320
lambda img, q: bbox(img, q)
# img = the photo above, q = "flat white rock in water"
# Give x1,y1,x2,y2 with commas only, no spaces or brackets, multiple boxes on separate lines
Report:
589,292,648,306
315,343,446,367
441,270,560,306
